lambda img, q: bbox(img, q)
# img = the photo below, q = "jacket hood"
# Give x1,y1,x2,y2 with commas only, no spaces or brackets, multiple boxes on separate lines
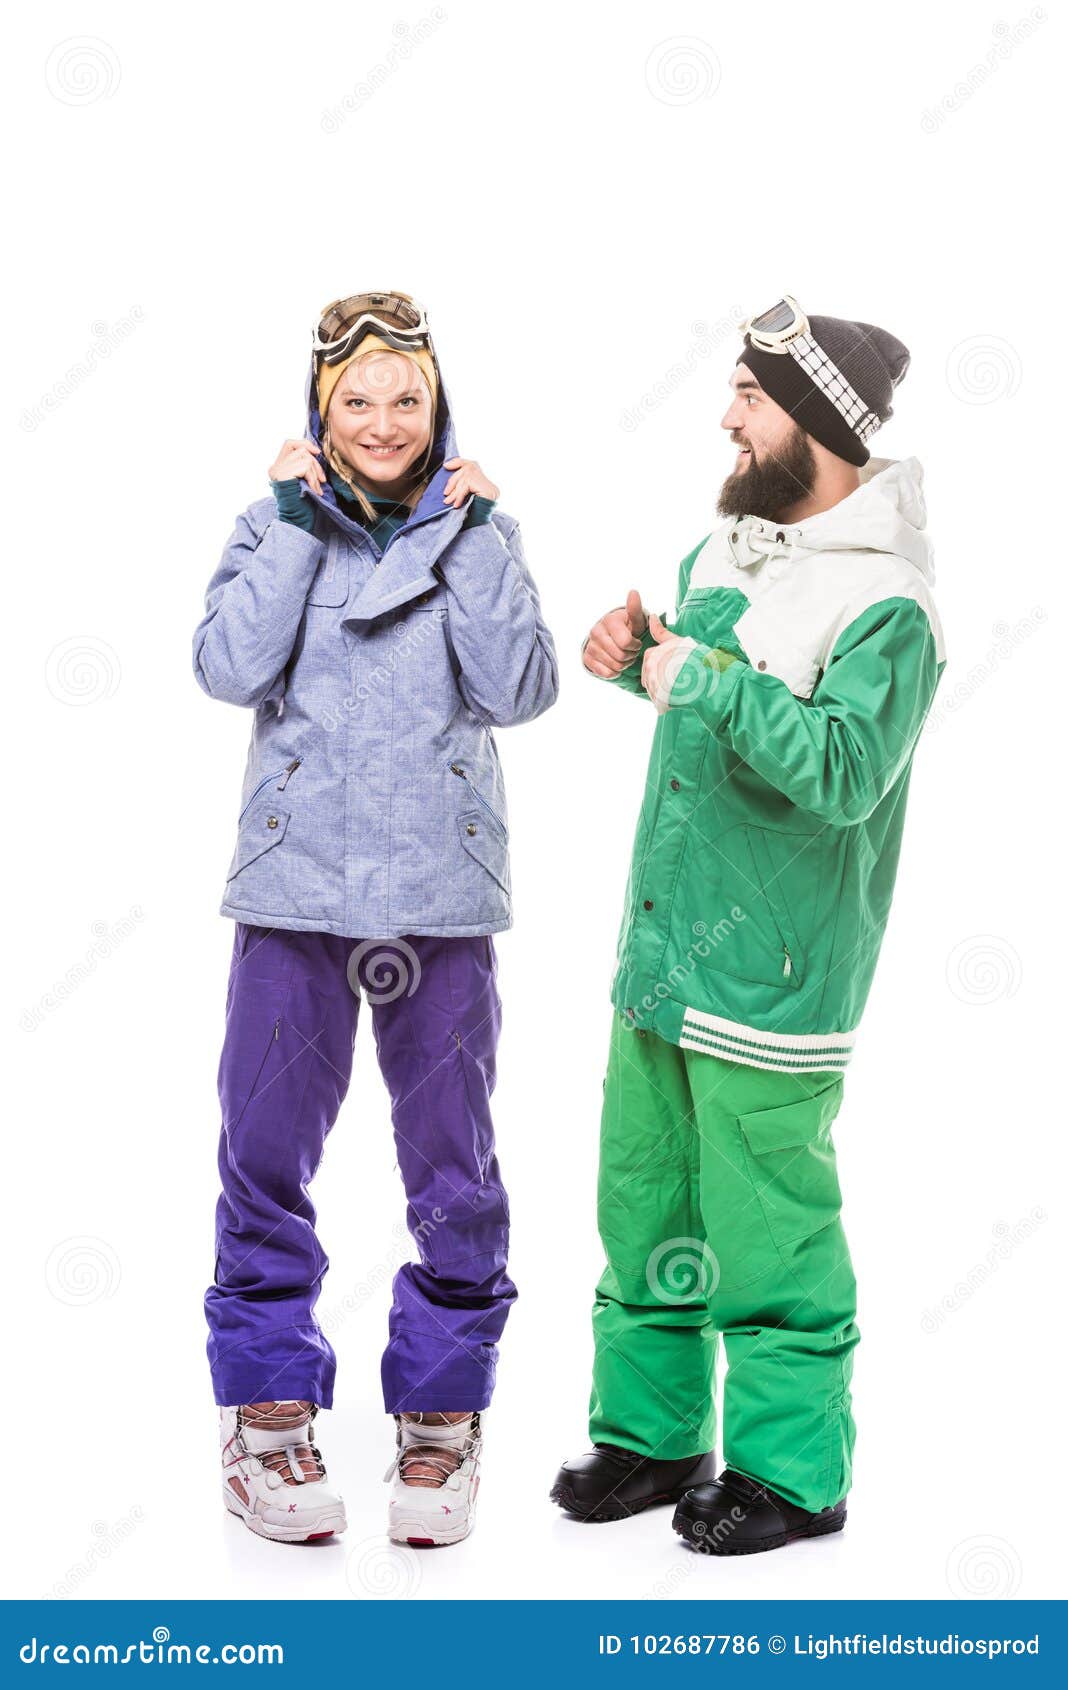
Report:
302,340,461,532
791,455,934,582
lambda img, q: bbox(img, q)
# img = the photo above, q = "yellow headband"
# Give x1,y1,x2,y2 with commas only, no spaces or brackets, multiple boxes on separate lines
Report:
316,334,439,520
316,334,438,422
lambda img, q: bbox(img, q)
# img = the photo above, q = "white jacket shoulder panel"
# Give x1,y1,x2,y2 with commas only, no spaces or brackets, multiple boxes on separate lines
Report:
679,458,944,698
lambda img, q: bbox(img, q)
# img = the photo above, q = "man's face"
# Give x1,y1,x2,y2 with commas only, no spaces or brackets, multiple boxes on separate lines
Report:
716,363,817,520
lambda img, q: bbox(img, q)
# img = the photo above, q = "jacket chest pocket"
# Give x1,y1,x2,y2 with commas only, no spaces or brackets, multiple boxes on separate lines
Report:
306,536,350,606
674,586,750,657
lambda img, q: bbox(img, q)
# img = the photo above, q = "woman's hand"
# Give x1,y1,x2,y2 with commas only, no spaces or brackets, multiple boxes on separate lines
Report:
268,437,326,493
442,457,499,507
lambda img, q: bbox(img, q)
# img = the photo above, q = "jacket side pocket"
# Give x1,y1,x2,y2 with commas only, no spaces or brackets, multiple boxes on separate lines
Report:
746,826,807,987
457,810,511,896
226,802,291,882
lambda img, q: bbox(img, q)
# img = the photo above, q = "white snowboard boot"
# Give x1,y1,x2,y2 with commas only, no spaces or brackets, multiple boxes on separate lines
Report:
220,1404,347,1543
384,1411,482,1547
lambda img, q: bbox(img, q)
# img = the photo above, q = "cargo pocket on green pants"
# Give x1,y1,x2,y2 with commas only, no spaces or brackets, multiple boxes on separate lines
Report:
737,1075,845,1266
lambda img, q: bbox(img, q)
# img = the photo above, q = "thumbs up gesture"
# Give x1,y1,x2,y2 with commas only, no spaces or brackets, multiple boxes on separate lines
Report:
641,612,697,714
582,589,649,677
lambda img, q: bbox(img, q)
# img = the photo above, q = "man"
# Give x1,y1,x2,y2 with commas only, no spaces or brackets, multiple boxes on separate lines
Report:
551,297,946,1555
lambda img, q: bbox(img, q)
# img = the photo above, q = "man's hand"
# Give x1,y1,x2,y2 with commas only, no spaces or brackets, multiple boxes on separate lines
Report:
641,612,697,713
582,590,648,677
442,458,499,507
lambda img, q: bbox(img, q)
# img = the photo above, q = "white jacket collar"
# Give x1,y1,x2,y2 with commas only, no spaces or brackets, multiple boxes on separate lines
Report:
723,456,934,584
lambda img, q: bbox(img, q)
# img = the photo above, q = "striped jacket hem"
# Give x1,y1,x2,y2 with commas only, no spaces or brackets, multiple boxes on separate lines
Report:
677,1006,857,1074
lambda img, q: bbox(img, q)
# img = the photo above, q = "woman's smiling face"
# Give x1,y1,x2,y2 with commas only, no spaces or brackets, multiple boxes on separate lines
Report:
325,351,433,492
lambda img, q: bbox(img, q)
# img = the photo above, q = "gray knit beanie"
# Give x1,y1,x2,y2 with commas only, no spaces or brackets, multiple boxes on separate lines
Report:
737,309,911,466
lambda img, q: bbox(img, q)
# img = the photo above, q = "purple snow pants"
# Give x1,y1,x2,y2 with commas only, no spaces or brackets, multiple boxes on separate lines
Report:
204,922,515,1413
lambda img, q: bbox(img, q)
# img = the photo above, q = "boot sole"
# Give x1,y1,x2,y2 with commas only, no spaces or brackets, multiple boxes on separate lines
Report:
673,1505,846,1555
224,1493,347,1544
387,1512,475,1548
387,1525,474,1548
549,1479,701,1524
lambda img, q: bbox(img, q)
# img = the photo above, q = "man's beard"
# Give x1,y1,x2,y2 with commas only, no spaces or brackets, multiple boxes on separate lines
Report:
716,424,817,521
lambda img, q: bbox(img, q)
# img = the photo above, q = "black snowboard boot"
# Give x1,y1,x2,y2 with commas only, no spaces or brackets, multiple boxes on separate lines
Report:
673,1468,847,1555
550,1444,717,1523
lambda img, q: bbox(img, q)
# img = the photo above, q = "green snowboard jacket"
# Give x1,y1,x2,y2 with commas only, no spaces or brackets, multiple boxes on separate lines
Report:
599,456,947,1073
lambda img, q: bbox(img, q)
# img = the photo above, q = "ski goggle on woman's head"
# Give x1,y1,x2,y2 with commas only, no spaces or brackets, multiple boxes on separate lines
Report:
312,291,432,366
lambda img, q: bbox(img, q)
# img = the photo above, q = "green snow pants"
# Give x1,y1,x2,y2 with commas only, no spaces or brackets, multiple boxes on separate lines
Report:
590,1013,859,1513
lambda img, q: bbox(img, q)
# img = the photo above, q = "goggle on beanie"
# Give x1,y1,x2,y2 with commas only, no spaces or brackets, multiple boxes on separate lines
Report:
737,314,910,467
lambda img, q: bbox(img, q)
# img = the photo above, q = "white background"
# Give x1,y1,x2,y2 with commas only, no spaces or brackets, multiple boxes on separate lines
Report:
7,0,1063,1604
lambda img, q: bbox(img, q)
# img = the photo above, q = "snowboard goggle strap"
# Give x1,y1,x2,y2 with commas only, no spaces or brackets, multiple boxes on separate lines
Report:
313,291,431,365
739,295,881,443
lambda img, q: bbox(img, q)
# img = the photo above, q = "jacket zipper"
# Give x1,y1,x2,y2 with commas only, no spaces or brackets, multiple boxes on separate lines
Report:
783,947,792,979
239,758,302,824
449,761,506,834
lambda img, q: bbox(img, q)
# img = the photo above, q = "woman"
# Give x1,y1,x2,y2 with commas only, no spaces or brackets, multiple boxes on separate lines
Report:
192,291,559,1547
